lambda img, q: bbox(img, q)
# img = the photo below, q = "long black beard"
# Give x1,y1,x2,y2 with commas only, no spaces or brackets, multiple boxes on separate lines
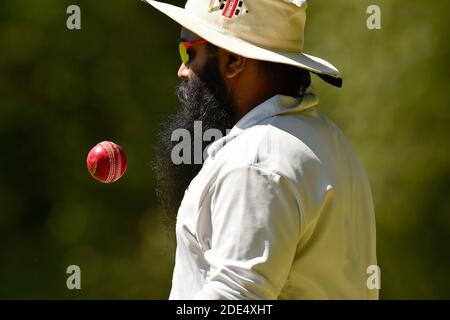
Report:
152,56,235,231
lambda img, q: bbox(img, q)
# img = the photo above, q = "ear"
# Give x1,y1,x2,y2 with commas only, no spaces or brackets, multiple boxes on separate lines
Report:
218,49,246,79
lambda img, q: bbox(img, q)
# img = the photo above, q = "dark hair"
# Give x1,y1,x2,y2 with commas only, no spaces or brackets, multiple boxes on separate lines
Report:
257,60,311,97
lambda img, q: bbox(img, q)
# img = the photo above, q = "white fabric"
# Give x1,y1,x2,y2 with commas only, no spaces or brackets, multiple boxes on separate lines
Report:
169,93,378,300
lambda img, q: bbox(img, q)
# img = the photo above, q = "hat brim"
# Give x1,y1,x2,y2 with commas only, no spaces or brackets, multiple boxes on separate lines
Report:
146,0,342,86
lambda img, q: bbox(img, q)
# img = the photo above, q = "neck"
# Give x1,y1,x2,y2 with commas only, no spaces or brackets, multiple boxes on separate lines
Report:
232,82,282,122
227,59,302,122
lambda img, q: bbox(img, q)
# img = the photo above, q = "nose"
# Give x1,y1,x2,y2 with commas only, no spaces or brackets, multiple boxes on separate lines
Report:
177,63,190,79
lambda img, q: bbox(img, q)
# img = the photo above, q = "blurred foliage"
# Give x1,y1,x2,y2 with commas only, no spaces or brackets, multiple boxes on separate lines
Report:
0,0,449,299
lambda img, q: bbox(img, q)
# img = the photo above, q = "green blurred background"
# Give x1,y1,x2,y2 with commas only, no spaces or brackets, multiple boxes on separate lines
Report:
0,0,449,299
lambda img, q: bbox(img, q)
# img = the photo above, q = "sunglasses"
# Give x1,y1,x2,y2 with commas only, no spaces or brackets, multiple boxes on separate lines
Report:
179,39,208,65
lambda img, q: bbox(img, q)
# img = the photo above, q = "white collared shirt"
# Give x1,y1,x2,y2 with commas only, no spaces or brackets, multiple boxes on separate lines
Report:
169,93,378,300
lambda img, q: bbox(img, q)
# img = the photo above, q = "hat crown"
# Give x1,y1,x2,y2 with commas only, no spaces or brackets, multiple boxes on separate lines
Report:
184,0,307,52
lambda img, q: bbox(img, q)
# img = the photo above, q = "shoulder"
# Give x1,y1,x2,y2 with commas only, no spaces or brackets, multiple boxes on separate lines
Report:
215,119,321,180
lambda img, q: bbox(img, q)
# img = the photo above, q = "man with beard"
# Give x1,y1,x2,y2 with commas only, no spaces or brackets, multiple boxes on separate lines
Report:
149,0,378,300
153,44,236,227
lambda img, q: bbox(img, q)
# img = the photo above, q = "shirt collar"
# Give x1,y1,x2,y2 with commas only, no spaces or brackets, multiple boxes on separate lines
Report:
205,92,319,160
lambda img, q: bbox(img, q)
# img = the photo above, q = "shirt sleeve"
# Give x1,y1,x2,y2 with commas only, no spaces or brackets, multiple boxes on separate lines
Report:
194,165,301,300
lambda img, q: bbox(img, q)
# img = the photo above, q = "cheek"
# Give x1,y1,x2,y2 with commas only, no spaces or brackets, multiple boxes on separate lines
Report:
190,48,211,72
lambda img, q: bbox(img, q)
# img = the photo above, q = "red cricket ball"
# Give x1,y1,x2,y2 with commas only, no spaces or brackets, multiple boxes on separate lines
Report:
86,141,127,183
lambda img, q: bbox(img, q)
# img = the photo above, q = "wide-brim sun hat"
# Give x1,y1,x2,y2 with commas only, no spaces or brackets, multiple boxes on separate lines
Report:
145,0,343,87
